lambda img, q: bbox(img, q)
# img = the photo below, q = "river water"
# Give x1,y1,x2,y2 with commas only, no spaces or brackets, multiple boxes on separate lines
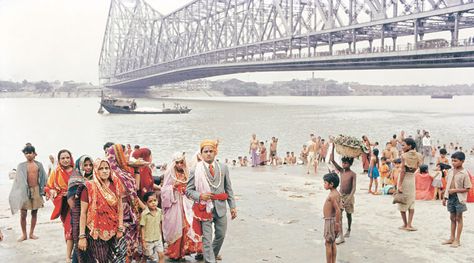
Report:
1,96,473,183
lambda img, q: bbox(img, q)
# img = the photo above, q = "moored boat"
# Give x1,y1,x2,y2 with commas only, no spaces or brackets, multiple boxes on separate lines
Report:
98,92,191,114
431,94,453,99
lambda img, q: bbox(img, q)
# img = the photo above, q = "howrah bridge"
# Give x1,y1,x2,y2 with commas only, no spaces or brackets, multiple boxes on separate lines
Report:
98,0,474,89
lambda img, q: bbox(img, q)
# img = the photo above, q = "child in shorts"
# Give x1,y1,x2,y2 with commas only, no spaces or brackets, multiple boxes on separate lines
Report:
442,152,471,248
140,192,165,262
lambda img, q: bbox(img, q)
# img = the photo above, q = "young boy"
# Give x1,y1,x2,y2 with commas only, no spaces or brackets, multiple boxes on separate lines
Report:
442,151,472,248
329,144,356,243
379,157,390,188
323,173,341,263
389,158,402,187
8,145,47,242
437,148,449,165
140,192,164,263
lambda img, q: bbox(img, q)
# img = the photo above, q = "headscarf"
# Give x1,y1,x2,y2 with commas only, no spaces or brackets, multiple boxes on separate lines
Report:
161,152,197,244
67,155,93,200
92,159,120,206
85,158,124,241
75,155,93,178
162,152,189,189
132,148,152,162
45,150,75,220
107,144,137,198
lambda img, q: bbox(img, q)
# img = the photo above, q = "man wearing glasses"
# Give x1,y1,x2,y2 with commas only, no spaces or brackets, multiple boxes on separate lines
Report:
186,139,237,263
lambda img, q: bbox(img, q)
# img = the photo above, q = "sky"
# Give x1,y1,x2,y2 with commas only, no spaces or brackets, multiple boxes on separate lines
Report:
1,0,474,85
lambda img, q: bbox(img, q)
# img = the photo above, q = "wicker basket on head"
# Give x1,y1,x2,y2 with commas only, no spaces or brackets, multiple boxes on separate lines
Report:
334,144,363,158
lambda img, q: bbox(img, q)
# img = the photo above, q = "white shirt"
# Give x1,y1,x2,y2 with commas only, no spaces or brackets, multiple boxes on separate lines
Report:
422,136,431,147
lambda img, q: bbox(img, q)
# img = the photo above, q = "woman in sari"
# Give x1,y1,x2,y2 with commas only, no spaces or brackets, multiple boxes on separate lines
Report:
161,152,202,260
67,155,93,263
361,136,372,173
132,148,155,200
78,158,124,262
107,144,143,260
45,149,75,263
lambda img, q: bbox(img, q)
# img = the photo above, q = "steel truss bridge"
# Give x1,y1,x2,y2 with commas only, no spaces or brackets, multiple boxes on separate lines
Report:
99,0,474,89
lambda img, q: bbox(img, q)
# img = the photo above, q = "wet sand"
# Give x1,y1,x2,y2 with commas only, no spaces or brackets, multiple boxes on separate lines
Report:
0,164,473,262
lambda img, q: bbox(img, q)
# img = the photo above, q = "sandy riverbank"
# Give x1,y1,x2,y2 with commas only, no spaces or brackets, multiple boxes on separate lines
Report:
0,165,473,263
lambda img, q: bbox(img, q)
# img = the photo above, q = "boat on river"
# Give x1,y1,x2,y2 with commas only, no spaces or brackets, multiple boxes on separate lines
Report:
98,93,191,114
430,94,453,99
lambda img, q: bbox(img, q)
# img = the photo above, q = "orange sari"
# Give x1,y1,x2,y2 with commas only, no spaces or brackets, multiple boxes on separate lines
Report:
46,166,74,240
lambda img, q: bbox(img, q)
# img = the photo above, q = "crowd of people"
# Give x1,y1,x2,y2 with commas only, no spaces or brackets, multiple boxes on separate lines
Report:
3,129,473,263
321,130,473,263
7,140,236,263
216,131,473,263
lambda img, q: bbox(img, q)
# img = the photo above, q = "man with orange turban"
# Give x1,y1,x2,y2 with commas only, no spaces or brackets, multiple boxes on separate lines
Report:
186,139,236,263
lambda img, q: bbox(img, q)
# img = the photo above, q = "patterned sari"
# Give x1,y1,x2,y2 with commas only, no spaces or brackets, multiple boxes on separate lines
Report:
107,144,140,258
161,159,201,260
67,155,93,263
84,158,125,263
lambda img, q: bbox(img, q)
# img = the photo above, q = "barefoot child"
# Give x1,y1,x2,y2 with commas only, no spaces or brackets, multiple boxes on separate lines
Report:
442,151,471,248
379,157,390,188
437,148,449,165
8,145,47,242
140,192,165,263
323,173,341,263
368,149,380,194
330,145,356,244
432,163,451,200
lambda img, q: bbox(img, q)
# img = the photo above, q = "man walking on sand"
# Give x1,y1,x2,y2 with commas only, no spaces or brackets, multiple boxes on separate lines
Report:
9,145,47,242
186,140,237,263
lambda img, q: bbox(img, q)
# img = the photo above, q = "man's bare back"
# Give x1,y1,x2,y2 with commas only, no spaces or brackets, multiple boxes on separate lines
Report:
27,161,39,187
308,142,317,152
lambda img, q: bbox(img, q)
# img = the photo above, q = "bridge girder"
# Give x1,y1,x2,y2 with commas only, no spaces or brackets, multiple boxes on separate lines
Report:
98,0,474,88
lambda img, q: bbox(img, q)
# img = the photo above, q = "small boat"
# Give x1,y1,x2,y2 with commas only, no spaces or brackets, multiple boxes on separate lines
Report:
431,94,453,99
98,92,191,114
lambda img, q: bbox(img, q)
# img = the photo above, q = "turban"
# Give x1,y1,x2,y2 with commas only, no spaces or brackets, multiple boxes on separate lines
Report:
200,139,218,153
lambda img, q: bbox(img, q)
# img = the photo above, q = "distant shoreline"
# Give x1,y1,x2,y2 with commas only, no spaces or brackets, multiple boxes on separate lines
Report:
1,90,473,99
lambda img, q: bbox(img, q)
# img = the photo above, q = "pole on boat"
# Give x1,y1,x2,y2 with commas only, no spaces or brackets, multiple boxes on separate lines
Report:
98,90,104,114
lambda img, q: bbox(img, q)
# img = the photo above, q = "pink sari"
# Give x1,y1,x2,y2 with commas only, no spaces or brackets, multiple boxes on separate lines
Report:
161,164,201,259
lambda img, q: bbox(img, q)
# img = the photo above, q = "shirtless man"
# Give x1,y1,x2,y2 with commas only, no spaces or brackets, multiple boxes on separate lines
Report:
390,134,398,148
270,137,278,165
300,145,308,165
382,143,395,167
282,152,290,165
249,134,260,167
330,144,356,244
8,145,47,242
307,137,319,175
290,152,297,165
